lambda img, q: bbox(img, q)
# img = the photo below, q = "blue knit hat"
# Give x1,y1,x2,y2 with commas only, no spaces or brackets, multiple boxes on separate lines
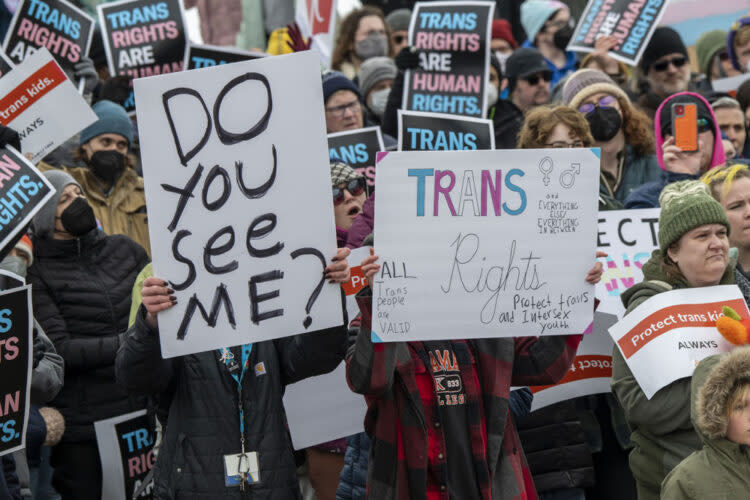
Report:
79,100,134,147
521,0,568,44
322,70,361,104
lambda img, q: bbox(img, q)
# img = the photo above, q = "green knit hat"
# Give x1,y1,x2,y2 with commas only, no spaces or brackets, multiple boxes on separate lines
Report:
695,30,728,76
658,180,730,251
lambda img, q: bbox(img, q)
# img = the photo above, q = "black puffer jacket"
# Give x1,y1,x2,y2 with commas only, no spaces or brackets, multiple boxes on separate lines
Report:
116,304,348,499
28,230,149,442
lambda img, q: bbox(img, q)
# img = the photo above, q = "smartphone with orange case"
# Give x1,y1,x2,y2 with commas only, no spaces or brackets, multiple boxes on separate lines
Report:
672,102,698,152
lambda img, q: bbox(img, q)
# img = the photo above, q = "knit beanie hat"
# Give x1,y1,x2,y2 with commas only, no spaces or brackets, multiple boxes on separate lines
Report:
639,27,688,72
79,100,134,147
322,70,362,104
521,0,568,44
657,180,729,251
330,161,362,187
385,8,411,32
727,17,750,71
39,407,65,446
562,69,630,110
358,57,397,98
31,170,83,240
695,30,729,76
492,19,518,49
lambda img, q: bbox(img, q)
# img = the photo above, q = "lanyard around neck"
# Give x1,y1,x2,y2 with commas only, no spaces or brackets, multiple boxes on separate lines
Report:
218,344,253,433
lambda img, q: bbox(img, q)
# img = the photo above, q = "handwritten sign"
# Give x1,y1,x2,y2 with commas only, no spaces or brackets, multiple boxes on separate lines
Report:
0,47,97,162
328,127,384,194
567,0,671,66
403,1,494,118
398,109,494,151
609,285,748,399
134,51,342,358
94,410,154,500
372,148,599,342
294,0,338,67
3,0,95,76
184,43,265,71
0,285,32,457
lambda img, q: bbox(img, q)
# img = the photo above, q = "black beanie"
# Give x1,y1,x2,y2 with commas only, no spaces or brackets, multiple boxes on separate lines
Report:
640,27,688,73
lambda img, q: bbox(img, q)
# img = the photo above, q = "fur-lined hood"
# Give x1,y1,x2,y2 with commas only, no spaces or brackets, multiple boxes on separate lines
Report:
694,346,750,440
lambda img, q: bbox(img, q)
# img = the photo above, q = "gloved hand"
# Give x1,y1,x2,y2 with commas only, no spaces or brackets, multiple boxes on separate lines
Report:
286,22,312,52
0,125,20,151
394,46,421,71
74,57,99,95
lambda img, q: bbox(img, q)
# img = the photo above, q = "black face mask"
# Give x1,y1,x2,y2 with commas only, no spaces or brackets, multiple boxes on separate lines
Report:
89,150,126,185
585,107,623,142
553,24,574,51
60,197,97,237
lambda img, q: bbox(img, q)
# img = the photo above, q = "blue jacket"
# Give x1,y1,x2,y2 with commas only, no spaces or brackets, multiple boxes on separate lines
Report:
521,40,577,87
336,433,370,500
624,171,699,209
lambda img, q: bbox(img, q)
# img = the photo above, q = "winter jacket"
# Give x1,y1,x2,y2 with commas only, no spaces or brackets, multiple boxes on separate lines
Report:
492,99,525,150
30,321,64,404
346,194,374,249
623,171,699,209
28,230,149,442
520,40,577,87
611,251,736,500
661,347,750,499
347,289,582,500
38,162,151,256
734,265,750,306
0,455,21,500
605,145,662,204
116,303,348,499
336,432,371,500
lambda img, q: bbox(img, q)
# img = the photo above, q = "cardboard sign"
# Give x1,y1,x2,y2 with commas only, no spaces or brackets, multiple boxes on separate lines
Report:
403,1,494,118
398,110,494,151
134,51,342,358
608,285,748,399
596,208,660,318
0,285,32,457
3,0,95,76
529,314,615,411
328,127,384,195
94,410,154,500
372,148,599,342
712,73,750,98
0,50,14,78
98,0,188,113
294,0,338,67
184,43,265,70
0,47,97,163
567,0,671,66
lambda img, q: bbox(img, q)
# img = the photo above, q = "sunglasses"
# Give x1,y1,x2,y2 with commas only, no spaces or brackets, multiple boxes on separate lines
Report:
524,72,552,86
651,55,687,72
333,178,366,205
578,95,616,114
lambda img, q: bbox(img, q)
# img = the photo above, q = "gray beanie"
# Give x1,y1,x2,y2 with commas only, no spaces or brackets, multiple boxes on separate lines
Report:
358,57,397,99
385,9,411,32
32,170,83,240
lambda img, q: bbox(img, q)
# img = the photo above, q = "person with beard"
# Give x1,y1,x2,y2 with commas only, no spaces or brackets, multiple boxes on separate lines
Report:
331,6,394,80
625,92,727,209
520,0,577,87
28,170,149,500
385,8,410,56
562,69,661,204
38,100,150,256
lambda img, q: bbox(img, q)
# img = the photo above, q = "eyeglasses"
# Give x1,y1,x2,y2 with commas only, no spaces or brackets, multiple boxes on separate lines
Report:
545,140,585,148
650,55,687,72
333,178,366,205
524,72,552,86
393,34,406,44
325,99,361,118
578,95,617,114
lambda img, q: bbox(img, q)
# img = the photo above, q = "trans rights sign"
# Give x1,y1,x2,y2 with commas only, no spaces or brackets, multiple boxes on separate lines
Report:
328,126,384,195
398,110,494,151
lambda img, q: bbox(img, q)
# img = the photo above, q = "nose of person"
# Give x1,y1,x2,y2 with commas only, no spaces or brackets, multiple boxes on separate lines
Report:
342,189,355,202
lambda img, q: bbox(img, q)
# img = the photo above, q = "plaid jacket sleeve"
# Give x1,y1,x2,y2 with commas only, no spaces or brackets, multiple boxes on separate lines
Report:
511,334,582,387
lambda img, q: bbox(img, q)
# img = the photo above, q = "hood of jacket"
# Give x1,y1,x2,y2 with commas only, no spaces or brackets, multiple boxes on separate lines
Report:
654,91,725,171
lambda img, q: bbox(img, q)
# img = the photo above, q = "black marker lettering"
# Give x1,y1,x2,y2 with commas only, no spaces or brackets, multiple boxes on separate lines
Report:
236,144,277,199
162,165,204,231
214,72,272,145
204,226,238,274
170,230,196,291
162,88,212,166
201,165,231,210
176,283,236,340
246,213,283,258
249,271,284,324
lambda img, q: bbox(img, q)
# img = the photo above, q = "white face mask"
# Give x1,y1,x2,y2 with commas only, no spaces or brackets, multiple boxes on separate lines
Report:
495,51,511,72
487,84,499,106
369,88,390,119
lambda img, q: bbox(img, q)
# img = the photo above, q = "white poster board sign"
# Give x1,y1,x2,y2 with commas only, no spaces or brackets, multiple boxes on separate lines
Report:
608,285,748,399
134,51,342,358
372,148,600,342
712,73,750,96
0,47,96,163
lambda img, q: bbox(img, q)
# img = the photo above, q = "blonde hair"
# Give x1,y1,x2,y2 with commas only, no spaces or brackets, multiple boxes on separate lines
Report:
735,25,750,50
701,163,750,201
726,379,750,418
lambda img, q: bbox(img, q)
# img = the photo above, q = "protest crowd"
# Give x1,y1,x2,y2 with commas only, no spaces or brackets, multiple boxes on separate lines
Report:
1,0,750,499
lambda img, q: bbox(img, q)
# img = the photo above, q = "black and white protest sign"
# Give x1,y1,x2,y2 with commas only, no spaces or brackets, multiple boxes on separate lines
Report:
95,410,154,500
398,110,494,151
3,0,95,76
0,285,32,457
567,0,670,66
403,1,494,119
184,43,266,71
0,47,97,162
134,51,342,358
328,126,384,194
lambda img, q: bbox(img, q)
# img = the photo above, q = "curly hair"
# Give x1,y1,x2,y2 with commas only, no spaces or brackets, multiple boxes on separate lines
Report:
331,6,394,72
619,97,655,156
517,105,594,149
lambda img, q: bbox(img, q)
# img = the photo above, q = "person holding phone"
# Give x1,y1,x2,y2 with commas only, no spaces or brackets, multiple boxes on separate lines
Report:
625,92,726,208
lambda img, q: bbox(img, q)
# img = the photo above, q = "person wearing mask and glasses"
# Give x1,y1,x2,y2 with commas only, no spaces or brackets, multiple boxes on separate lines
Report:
331,6,394,80
520,0,578,86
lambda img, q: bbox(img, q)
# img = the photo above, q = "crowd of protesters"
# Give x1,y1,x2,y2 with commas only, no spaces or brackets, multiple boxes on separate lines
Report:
0,0,750,499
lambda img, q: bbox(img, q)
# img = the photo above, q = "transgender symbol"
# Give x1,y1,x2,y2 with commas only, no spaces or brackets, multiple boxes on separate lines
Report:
538,157,553,186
